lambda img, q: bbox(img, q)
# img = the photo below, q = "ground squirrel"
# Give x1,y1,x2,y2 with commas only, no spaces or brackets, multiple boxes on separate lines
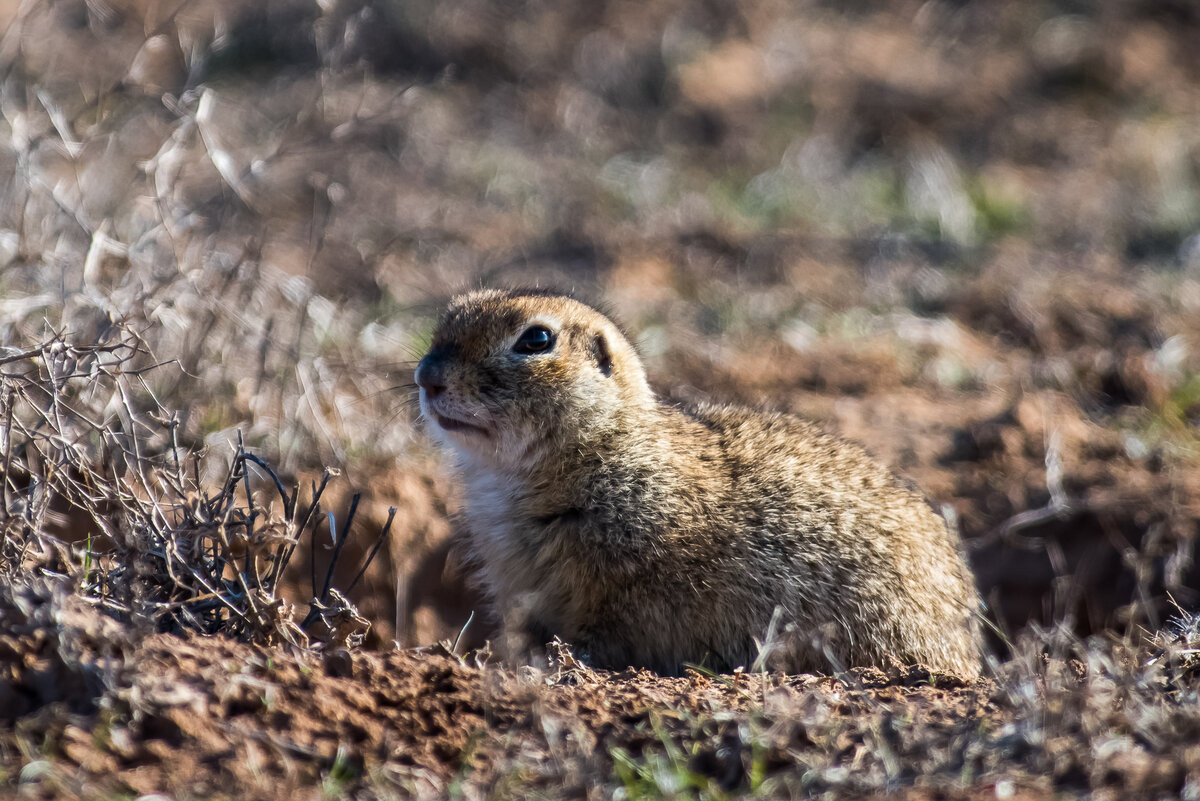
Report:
415,289,983,677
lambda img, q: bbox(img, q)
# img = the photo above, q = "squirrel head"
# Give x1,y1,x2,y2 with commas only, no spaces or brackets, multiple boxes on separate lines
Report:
416,289,651,471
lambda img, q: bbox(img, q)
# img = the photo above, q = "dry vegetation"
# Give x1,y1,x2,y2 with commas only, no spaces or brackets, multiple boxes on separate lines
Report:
1,0,1200,798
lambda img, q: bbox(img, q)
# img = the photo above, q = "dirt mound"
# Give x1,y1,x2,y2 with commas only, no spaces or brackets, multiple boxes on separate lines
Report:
6,611,1198,800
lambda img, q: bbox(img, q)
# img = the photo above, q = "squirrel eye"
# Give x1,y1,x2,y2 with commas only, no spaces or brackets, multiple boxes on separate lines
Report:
512,325,555,355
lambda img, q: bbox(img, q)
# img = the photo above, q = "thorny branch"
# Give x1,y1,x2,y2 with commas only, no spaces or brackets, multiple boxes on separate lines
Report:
0,327,387,648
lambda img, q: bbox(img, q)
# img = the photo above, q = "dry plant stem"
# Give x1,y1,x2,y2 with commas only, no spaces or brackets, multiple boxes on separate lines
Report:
320,492,361,605
236,431,264,601
168,412,183,489
269,469,334,589
2,388,14,524
240,452,292,506
237,430,256,541
0,326,376,646
310,502,321,600
346,507,397,595
0,346,48,368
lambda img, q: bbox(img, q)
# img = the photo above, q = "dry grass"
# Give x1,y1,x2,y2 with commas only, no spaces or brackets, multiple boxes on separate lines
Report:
0,323,392,648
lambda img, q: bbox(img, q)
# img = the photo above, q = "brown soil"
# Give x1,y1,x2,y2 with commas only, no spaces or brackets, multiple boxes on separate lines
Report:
6,581,1198,800
0,604,1018,800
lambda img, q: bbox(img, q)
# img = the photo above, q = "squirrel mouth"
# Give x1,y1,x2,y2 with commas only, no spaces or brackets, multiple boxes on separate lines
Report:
435,413,490,436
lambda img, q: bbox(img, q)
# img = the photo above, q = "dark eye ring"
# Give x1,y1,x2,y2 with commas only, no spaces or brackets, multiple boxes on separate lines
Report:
512,325,555,355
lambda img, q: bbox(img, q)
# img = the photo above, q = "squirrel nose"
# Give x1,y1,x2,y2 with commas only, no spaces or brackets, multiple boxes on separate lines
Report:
415,356,447,399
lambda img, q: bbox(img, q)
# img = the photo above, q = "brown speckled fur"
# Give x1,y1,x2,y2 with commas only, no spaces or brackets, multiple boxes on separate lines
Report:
415,289,983,677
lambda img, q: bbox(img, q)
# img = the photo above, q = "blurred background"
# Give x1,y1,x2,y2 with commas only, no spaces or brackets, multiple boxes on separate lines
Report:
1,0,1198,653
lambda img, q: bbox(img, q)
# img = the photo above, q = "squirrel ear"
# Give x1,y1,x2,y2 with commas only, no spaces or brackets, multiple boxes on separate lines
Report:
593,333,613,377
